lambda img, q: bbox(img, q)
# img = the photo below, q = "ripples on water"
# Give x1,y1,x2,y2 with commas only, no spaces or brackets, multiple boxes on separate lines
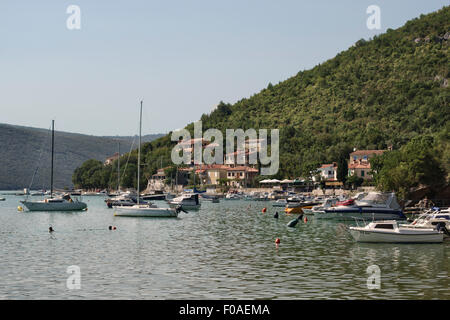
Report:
0,195,448,299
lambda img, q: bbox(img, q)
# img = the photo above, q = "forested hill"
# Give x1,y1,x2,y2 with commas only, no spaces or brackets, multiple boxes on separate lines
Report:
140,6,449,179
0,123,163,190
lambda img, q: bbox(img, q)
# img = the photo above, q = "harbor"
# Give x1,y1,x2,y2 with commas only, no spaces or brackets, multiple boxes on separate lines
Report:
0,191,449,299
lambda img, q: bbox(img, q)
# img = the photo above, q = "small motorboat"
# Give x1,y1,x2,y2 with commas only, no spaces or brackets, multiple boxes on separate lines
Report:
0,197,5,201
285,201,320,214
168,193,201,210
349,220,444,243
400,208,450,234
272,199,288,207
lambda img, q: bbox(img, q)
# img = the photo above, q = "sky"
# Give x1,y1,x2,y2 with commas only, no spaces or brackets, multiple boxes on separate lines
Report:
0,0,448,136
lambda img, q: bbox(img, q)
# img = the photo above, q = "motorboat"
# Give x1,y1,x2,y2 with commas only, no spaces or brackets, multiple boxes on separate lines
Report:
321,192,406,221
0,197,5,201
20,120,87,212
201,194,220,203
285,201,320,214
272,199,288,207
168,193,201,210
400,208,450,231
349,220,444,243
304,198,338,215
141,190,166,201
224,193,241,200
106,194,147,208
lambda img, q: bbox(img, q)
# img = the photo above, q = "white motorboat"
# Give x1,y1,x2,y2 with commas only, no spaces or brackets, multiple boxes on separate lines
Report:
306,198,338,216
400,208,450,231
272,199,288,207
321,192,406,221
224,193,241,200
168,193,201,210
349,220,444,243
113,101,179,218
21,121,87,212
0,197,5,201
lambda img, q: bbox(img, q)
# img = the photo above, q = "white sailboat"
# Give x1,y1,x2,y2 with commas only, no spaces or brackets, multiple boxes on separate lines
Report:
114,101,181,218
21,120,87,212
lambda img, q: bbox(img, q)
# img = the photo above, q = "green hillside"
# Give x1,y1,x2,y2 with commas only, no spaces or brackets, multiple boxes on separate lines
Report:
0,123,163,190
74,6,449,192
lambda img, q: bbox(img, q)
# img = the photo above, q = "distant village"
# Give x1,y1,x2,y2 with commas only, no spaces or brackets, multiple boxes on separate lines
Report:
104,138,390,192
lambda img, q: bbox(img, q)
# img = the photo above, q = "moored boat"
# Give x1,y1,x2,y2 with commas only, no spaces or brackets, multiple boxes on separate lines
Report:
349,220,444,243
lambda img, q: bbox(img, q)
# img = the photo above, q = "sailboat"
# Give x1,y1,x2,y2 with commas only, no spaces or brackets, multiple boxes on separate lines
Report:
114,101,182,218
20,121,88,212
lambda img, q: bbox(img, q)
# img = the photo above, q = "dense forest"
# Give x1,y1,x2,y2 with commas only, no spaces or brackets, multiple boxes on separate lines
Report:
73,7,449,197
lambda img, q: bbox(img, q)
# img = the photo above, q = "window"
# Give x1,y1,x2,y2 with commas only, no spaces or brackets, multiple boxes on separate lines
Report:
361,170,365,177
353,156,357,161
374,224,394,229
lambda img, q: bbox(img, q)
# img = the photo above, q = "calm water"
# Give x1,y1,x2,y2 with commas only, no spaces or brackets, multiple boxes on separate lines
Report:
0,193,448,299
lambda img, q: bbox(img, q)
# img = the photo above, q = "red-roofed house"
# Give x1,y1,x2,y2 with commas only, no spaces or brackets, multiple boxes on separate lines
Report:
226,166,259,188
348,149,386,180
316,162,338,181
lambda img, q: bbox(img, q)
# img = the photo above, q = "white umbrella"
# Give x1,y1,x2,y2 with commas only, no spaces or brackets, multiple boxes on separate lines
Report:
269,179,281,183
259,179,272,183
280,179,294,184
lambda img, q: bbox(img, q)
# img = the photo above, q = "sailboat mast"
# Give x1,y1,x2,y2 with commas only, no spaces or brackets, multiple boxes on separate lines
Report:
50,120,54,198
117,141,120,194
137,100,142,204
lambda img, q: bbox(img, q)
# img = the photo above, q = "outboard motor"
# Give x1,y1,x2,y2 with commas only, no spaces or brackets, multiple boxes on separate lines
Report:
436,222,450,236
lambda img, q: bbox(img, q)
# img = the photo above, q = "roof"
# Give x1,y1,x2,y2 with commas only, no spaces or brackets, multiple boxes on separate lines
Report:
348,162,371,169
319,163,337,168
227,166,258,172
350,150,386,156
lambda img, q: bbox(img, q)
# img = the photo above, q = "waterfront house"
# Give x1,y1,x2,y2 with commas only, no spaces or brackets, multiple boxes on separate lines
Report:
316,162,338,181
348,149,386,180
226,166,259,188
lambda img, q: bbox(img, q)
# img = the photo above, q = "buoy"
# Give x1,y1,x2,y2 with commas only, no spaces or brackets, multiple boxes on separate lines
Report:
108,226,112,230
275,238,281,244
274,212,279,219
262,208,267,213
49,226,54,233
304,216,308,223
17,206,23,211
112,226,117,230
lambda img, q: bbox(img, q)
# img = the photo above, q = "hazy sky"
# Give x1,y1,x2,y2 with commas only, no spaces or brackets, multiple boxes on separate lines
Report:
0,0,448,136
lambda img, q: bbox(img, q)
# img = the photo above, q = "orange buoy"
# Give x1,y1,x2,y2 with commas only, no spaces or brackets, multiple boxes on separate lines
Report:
304,216,308,223
262,208,267,213
112,226,117,230
275,238,281,244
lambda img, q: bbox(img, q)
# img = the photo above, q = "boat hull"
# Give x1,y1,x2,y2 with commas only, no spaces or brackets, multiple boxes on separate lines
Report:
349,228,443,243
114,207,178,217
21,200,87,212
323,208,406,221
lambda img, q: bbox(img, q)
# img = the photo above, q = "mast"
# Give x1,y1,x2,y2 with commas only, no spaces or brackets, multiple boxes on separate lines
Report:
117,141,120,194
50,120,55,198
137,100,142,204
